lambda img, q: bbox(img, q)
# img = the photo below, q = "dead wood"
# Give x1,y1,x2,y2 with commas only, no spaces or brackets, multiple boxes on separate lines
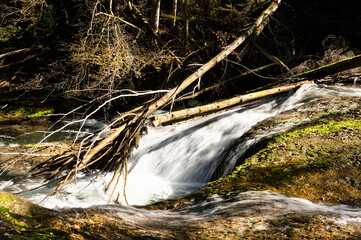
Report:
143,0,282,118
290,54,361,79
0,48,49,69
0,47,34,60
150,80,314,126
253,41,292,73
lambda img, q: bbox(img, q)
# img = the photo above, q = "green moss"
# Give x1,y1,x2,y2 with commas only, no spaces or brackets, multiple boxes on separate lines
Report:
274,120,361,141
0,195,28,228
0,106,54,118
20,228,68,240
0,193,70,239
27,109,54,118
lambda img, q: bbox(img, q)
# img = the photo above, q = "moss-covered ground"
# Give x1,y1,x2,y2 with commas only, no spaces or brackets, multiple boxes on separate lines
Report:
198,118,361,206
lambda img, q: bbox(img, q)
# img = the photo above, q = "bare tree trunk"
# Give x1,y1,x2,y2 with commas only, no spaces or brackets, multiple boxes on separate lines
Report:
185,0,189,38
150,0,161,31
150,80,314,126
172,0,177,27
127,2,182,66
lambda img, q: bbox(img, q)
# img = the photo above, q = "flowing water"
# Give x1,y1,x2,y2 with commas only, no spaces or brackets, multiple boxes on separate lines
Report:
1,84,361,211
94,191,361,225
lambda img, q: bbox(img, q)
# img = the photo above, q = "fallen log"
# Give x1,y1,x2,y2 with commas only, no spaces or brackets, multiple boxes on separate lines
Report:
0,48,33,59
0,48,49,69
150,80,314,126
290,54,361,79
242,54,361,95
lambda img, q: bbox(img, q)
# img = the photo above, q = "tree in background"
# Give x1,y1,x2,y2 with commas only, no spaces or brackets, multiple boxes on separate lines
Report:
150,0,161,31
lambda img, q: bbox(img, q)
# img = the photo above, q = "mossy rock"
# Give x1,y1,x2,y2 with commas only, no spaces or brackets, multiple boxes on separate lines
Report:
0,191,68,239
196,101,361,206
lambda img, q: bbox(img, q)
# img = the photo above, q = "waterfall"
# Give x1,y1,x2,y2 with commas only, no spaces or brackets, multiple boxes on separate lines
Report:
1,84,361,208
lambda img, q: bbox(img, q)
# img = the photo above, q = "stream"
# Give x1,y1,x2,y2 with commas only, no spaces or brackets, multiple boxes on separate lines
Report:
1,84,361,221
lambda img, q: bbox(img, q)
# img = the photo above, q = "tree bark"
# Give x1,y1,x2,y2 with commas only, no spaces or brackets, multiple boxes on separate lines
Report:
150,80,313,126
172,0,178,27
150,0,161,31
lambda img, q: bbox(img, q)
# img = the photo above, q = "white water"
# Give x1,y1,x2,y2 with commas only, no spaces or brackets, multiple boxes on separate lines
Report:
1,84,361,209
94,191,361,224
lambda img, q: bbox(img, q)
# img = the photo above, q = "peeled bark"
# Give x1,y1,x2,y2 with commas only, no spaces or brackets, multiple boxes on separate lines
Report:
150,80,314,126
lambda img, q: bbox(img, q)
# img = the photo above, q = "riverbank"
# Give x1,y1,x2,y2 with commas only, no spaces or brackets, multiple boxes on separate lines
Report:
1,87,361,239
152,93,361,210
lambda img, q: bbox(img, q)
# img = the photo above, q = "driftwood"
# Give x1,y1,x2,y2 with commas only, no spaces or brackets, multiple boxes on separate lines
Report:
151,80,314,126
33,0,282,196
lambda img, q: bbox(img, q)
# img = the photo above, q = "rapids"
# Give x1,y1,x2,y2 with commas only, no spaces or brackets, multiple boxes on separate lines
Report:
95,191,361,225
1,84,361,209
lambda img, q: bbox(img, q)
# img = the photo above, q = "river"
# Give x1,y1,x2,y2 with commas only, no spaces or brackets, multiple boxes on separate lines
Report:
0,84,361,211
